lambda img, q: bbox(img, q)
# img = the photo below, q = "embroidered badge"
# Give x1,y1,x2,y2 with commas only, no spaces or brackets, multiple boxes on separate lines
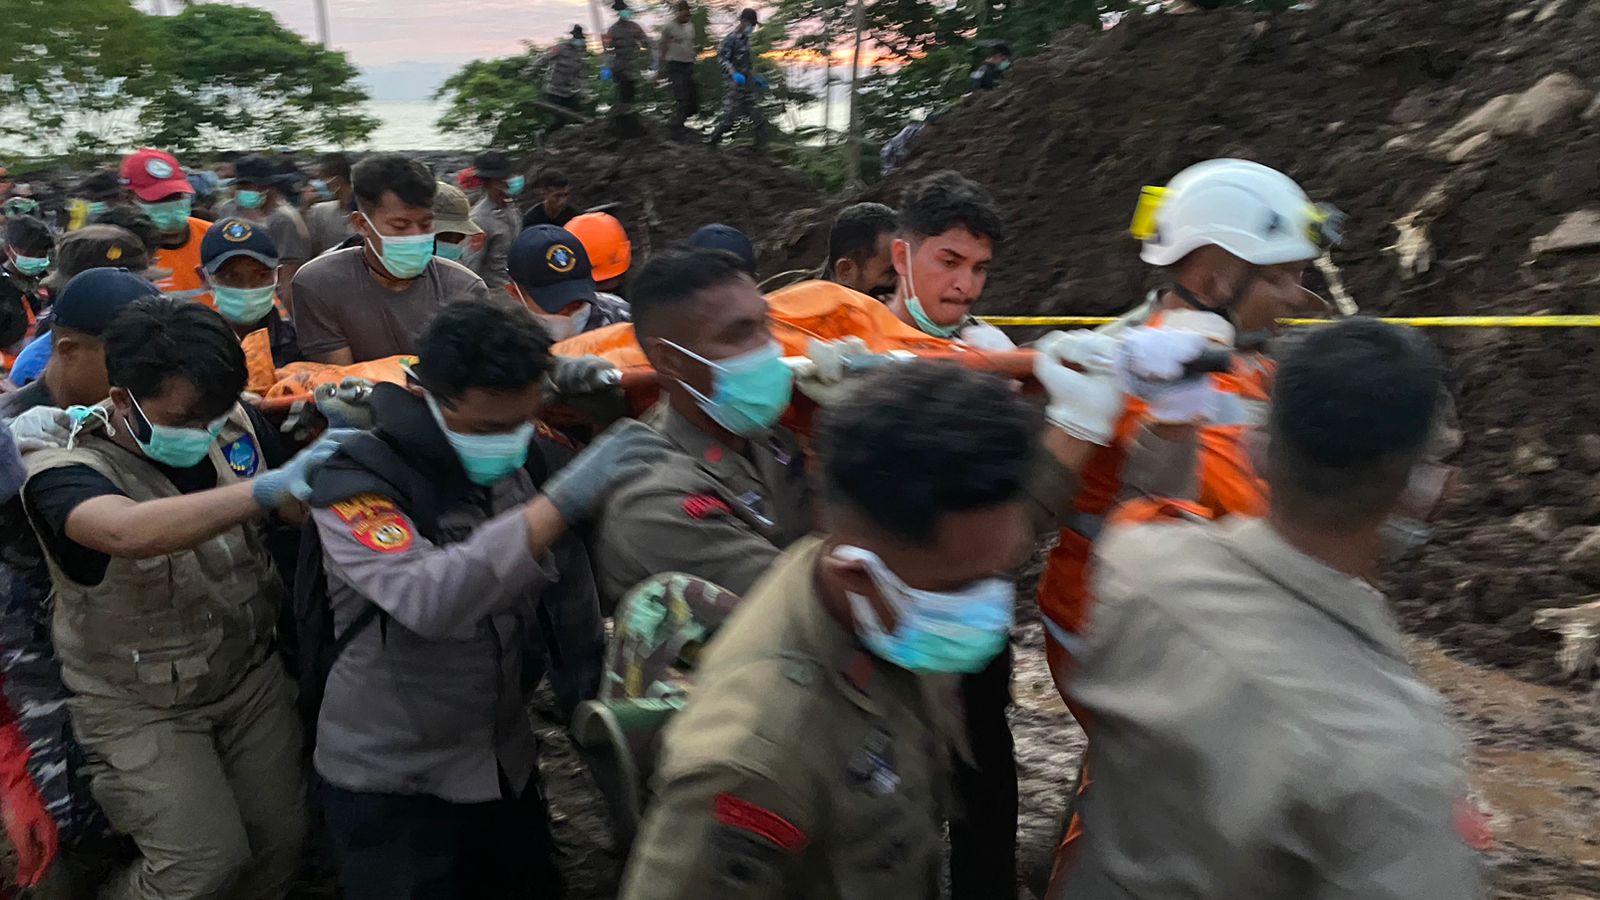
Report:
221,434,260,477
331,493,415,553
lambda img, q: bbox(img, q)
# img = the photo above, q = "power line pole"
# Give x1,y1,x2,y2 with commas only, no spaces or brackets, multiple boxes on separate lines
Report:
313,0,331,47
847,0,866,185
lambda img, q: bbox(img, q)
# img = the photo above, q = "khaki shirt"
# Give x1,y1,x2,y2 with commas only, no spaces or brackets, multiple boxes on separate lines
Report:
465,196,521,292
619,537,945,900
594,403,812,608
1061,518,1485,900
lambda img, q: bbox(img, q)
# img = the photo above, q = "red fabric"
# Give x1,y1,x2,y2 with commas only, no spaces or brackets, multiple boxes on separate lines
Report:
713,793,808,851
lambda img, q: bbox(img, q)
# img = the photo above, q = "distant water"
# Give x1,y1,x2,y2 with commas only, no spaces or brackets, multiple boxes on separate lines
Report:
356,99,455,151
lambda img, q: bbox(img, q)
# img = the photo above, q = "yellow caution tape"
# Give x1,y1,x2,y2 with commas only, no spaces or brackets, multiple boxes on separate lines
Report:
978,315,1600,328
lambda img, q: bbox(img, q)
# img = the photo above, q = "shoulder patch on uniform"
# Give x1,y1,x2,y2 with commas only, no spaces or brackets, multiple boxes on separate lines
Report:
683,494,733,519
713,793,808,852
220,434,260,477
331,493,415,553
704,445,724,464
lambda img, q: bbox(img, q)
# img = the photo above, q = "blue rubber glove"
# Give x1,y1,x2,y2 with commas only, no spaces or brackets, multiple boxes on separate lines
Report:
732,72,747,87
754,75,769,90
251,428,361,509
601,67,613,81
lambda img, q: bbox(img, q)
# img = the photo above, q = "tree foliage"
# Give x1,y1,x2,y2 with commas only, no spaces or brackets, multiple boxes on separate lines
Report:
0,1,375,157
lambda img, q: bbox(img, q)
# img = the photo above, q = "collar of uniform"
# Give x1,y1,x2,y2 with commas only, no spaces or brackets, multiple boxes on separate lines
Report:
368,382,471,492
657,402,762,475
1220,518,1405,660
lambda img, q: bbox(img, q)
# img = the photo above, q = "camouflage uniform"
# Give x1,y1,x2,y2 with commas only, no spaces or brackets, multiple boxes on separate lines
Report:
708,26,767,149
542,39,588,106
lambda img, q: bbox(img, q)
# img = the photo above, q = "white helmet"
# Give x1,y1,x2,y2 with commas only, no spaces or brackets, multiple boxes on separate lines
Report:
1135,159,1338,267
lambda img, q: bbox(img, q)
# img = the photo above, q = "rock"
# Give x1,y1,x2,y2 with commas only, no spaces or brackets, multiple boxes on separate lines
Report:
1510,509,1561,542
1390,90,1433,124
1435,93,1516,146
1514,442,1561,474
1577,434,1600,472
1448,132,1494,163
1531,209,1600,255
1586,95,1600,122
1502,72,1594,137
1563,528,1600,581
1384,133,1422,153
1505,6,1533,24
1535,0,1566,23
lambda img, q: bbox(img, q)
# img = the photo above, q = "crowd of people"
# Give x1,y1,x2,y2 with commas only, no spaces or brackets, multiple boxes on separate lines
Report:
0,137,1489,900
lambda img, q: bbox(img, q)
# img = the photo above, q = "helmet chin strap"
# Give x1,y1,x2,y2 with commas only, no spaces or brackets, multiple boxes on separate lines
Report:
1169,268,1274,350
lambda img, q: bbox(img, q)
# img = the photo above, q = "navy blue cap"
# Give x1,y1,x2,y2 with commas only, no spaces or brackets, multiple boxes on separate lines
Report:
201,217,280,274
688,223,757,275
509,225,596,313
54,268,161,337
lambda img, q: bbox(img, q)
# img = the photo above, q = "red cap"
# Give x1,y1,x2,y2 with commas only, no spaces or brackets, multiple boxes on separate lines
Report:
456,166,482,192
120,148,194,202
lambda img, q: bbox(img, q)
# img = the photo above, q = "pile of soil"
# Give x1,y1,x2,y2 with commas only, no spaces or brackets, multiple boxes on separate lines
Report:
770,0,1600,686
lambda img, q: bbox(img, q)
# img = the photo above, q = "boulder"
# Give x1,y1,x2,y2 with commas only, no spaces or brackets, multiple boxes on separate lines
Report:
1514,442,1561,474
1435,93,1516,146
1510,508,1561,542
1531,209,1600,255
1501,72,1594,137
1577,434,1600,473
1563,528,1600,582
1448,132,1493,163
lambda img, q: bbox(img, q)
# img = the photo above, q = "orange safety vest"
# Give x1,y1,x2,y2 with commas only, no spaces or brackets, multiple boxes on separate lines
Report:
0,294,39,373
1037,312,1273,662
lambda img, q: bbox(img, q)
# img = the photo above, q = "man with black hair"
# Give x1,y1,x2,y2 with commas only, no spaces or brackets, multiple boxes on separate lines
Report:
1,216,51,365
621,361,1039,899
887,170,1014,350
464,150,526,291
303,300,668,899
822,201,899,300
604,0,652,108
292,152,490,364
69,171,123,230
19,296,354,900
657,0,700,139
1055,319,1483,899
522,169,579,230
593,247,812,610
707,8,768,150
218,154,311,315
540,26,589,114
970,42,1012,91
306,152,357,256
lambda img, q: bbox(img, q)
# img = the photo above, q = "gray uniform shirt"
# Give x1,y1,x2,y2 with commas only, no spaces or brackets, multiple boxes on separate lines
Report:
291,247,490,361
216,200,311,262
1062,517,1485,900
311,485,553,803
305,200,355,257
465,197,521,292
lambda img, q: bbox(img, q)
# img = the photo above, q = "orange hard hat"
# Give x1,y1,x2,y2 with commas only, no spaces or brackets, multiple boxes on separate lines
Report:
566,212,631,282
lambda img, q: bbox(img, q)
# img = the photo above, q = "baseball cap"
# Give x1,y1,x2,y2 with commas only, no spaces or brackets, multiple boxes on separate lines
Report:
688,223,757,275
75,170,123,203
201,218,280,274
41,225,157,292
53,268,161,337
432,182,484,237
120,148,194,202
473,150,516,181
509,225,596,313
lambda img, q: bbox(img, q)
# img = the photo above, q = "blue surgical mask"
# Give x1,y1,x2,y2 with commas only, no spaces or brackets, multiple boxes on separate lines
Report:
361,213,434,280
234,189,266,210
834,545,1014,674
210,279,278,325
618,8,633,19
506,175,526,197
433,238,467,262
665,339,793,436
425,394,534,486
137,197,193,233
11,252,49,277
898,248,963,338
310,179,334,201
85,201,109,218
126,393,226,468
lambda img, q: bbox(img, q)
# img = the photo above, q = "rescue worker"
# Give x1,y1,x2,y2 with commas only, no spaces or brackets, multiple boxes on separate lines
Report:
305,152,357,257
686,223,757,276
707,8,768,150
293,153,490,364
657,1,701,140
69,172,122,231
970,43,1012,91
522,169,579,230
886,170,1015,350
1,216,51,368
430,180,485,265
216,154,311,316
197,218,302,394
591,247,810,611
463,150,525,292
302,300,669,899
541,26,589,115
119,148,212,308
508,225,632,341
20,296,352,900
604,0,653,109
821,202,899,300
565,211,632,294
1056,318,1485,899
618,361,1039,899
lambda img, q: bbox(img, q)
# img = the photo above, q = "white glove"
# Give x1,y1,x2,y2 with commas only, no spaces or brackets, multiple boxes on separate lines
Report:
1158,309,1236,347
796,337,871,406
1117,328,1215,424
9,406,73,454
1033,332,1124,445
956,321,1017,351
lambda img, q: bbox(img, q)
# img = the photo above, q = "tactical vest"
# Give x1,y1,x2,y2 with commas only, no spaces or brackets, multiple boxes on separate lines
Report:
24,405,281,708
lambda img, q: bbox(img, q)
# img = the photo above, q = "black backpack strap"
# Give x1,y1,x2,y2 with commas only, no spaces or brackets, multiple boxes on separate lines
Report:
334,603,383,652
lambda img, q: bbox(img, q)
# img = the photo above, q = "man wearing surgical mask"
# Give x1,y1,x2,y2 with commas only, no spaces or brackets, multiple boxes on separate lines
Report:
196,217,302,394
593,247,810,612
508,224,631,342
291,153,490,365
0,216,52,361
463,149,526,292
20,296,353,900
216,154,312,316
119,148,214,309
886,170,1016,351
620,361,1038,899
303,300,668,899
